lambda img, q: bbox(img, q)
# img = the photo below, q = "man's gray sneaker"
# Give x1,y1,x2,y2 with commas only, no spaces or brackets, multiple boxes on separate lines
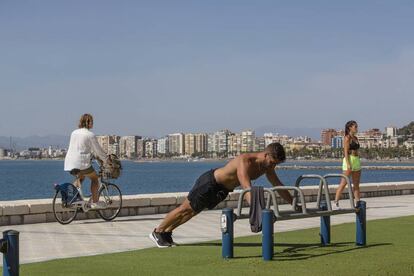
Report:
149,230,171,248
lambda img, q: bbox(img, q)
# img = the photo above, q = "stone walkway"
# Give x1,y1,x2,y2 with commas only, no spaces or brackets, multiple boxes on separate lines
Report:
1,195,413,265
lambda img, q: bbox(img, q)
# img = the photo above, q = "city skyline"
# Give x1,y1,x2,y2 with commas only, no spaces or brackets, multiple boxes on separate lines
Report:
1,1,414,137
2,123,412,160
0,122,409,152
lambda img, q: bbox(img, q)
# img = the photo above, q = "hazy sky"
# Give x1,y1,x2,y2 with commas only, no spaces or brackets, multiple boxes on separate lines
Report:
1,1,413,137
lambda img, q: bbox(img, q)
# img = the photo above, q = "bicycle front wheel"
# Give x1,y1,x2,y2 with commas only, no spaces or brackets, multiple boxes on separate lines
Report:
52,187,78,225
97,183,122,221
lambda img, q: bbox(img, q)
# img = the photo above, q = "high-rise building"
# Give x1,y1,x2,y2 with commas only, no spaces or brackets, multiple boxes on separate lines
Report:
96,135,120,155
184,133,196,156
254,137,265,152
207,133,216,154
217,130,231,156
207,130,231,157
331,136,343,149
227,133,241,156
96,135,110,154
241,130,255,152
119,136,141,158
136,139,145,158
321,129,337,146
385,126,398,138
145,140,158,158
194,133,208,154
157,136,169,155
168,133,185,155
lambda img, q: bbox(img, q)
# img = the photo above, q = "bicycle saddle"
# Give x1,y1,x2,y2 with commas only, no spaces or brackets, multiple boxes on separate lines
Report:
70,169,81,176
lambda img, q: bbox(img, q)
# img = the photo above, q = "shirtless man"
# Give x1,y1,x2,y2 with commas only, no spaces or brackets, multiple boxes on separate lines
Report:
149,142,293,248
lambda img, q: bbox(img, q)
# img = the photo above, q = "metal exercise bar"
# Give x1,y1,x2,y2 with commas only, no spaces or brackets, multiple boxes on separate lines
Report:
268,186,307,217
295,174,332,211
323,174,355,208
222,174,366,261
235,188,276,218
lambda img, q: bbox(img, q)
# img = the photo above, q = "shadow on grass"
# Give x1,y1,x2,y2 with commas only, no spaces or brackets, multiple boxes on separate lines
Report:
183,241,392,261
274,243,391,261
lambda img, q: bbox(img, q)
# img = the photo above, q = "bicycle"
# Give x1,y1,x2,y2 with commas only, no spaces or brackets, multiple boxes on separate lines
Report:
52,162,123,225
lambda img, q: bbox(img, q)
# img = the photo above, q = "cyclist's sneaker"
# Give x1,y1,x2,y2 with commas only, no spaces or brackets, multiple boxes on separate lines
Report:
149,229,170,248
90,201,107,209
333,201,341,210
71,199,84,206
163,232,178,247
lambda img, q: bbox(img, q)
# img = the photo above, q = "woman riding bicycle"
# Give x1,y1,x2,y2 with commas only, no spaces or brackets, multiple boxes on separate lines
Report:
64,113,108,209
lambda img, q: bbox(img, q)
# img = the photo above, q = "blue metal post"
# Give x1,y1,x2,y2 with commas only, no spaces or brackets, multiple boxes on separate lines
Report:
221,208,234,259
320,201,330,245
356,200,367,246
262,209,275,261
1,230,19,276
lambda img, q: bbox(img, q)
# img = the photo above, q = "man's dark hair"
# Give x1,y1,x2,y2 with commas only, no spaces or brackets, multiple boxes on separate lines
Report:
265,142,286,163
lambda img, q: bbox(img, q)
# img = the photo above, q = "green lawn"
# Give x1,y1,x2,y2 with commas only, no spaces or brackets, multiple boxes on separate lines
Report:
7,215,414,276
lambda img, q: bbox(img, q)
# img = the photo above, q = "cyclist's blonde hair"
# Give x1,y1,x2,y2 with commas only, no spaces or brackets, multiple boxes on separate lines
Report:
78,114,93,129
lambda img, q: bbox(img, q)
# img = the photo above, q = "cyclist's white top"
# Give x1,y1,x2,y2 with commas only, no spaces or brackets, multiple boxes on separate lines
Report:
64,128,107,171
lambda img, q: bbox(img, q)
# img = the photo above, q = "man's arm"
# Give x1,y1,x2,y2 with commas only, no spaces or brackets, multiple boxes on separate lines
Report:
236,156,253,205
266,169,293,205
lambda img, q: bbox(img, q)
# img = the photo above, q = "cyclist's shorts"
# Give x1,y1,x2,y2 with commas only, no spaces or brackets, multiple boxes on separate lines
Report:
79,166,96,175
342,156,361,172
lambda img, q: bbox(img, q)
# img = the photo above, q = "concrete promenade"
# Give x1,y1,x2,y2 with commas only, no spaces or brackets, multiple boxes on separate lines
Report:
1,194,414,265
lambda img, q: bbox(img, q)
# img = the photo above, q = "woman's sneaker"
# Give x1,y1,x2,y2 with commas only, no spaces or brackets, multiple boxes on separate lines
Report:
163,232,177,247
333,201,340,210
149,229,170,248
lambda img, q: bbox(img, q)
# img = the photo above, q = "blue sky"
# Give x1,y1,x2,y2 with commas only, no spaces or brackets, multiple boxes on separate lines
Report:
1,1,413,138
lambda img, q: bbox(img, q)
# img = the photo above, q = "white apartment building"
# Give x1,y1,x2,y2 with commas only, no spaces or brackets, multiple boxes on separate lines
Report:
385,126,398,138
145,140,158,158
96,135,120,155
207,133,216,153
227,133,241,156
241,130,255,153
119,136,141,158
254,137,265,152
157,137,169,155
136,139,145,158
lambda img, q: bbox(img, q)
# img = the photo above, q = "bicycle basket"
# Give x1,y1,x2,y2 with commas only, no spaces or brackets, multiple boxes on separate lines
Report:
101,154,122,179
55,183,81,206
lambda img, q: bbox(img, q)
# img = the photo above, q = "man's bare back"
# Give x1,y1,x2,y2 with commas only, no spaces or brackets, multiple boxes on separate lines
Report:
214,153,268,190
214,151,293,205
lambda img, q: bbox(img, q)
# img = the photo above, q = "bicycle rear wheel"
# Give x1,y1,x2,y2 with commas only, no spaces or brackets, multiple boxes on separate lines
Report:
52,185,78,225
97,183,122,221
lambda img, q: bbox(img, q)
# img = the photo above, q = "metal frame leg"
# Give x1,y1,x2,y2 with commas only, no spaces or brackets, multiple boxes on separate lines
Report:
319,201,331,245
356,201,367,246
1,230,19,276
222,208,234,259
262,209,275,261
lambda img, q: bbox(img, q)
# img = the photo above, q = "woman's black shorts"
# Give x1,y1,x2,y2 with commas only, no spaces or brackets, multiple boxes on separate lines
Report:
187,169,231,213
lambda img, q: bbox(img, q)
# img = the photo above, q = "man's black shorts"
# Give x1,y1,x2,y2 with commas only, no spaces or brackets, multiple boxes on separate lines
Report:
187,169,231,213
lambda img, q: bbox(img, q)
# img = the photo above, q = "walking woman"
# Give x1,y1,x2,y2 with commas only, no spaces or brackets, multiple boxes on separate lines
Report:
334,120,361,208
